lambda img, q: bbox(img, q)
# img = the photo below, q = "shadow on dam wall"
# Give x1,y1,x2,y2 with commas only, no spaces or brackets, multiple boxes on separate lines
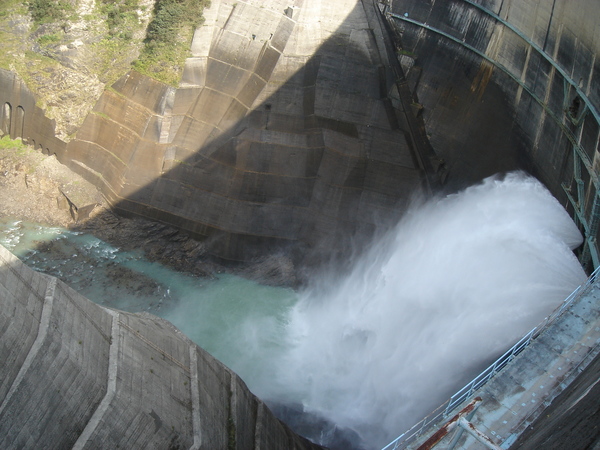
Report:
2,0,449,271
388,0,600,270
0,245,327,450
1,0,599,273
0,1,449,447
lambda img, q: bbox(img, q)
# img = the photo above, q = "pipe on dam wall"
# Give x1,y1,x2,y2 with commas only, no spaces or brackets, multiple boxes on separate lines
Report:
0,243,323,449
386,0,600,270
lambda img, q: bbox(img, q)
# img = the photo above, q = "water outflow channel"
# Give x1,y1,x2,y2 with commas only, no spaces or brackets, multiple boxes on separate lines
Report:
0,171,587,449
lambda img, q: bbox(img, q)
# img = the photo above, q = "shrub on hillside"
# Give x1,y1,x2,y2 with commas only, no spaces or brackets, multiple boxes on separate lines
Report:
133,0,209,85
27,0,73,24
146,0,207,44
99,0,140,38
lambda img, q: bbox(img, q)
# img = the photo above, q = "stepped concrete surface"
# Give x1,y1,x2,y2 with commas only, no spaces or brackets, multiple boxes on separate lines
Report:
0,244,323,449
59,0,442,264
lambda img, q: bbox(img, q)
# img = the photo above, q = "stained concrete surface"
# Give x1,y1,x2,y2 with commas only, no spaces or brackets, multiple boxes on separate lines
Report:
388,0,600,268
60,0,443,265
2,0,600,448
401,274,600,450
509,350,600,449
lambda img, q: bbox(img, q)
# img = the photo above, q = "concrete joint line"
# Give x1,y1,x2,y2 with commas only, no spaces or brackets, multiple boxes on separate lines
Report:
104,89,166,118
118,319,190,373
178,112,224,132
0,276,56,416
254,401,265,449
189,347,202,450
230,372,238,434
0,248,45,302
73,310,120,450
72,139,128,165
93,108,168,142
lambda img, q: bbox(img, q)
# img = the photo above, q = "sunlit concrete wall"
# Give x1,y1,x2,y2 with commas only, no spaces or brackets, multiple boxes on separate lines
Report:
65,0,440,264
0,69,66,157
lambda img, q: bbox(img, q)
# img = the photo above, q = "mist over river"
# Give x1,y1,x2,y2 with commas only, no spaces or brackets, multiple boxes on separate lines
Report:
0,172,587,449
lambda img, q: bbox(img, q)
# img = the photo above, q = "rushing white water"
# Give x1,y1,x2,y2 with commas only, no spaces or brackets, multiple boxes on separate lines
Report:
253,172,587,448
0,171,588,450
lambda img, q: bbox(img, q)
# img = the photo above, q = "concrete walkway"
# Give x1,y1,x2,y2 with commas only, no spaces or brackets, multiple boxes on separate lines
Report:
403,276,600,449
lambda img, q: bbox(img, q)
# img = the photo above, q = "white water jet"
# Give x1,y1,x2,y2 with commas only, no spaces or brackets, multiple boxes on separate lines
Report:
2,172,585,449
260,172,586,449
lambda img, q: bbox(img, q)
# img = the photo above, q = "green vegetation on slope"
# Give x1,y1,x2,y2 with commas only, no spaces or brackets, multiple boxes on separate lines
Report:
0,0,210,136
133,0,209,86
0,0,26,18
28,0,76,24
0,135,29,152
98,0,141,39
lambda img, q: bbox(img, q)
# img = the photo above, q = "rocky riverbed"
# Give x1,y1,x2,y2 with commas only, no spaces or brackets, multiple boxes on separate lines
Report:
0,140,298,286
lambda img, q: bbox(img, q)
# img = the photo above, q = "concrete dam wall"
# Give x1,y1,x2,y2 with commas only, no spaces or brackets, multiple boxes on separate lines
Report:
386,0,600,270
0,243,322,449
1,0,600,448
2,0,598,269
0,70,67,159
59,0,442,264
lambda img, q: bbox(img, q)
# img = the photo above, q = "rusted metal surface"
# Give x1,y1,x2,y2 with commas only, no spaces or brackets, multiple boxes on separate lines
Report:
457,417,502,450
416,397,482,450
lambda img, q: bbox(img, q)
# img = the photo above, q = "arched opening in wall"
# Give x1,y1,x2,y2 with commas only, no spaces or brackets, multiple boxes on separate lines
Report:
1,102,11,136
38,143,44,153
15,106,24,139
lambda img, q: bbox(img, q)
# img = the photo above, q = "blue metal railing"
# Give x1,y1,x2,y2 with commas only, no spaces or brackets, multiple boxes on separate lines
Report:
381,265,600,450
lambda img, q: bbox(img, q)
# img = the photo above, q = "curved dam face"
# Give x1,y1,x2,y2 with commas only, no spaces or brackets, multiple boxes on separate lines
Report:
386,0,600,270
1,1,598,270
60,0,443,265
0,243,323,449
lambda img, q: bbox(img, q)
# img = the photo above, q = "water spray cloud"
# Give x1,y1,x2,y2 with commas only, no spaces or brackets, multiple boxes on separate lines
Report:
264,172,586,448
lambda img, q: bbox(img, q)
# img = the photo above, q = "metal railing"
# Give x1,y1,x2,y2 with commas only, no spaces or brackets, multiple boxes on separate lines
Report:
381,265,600,450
